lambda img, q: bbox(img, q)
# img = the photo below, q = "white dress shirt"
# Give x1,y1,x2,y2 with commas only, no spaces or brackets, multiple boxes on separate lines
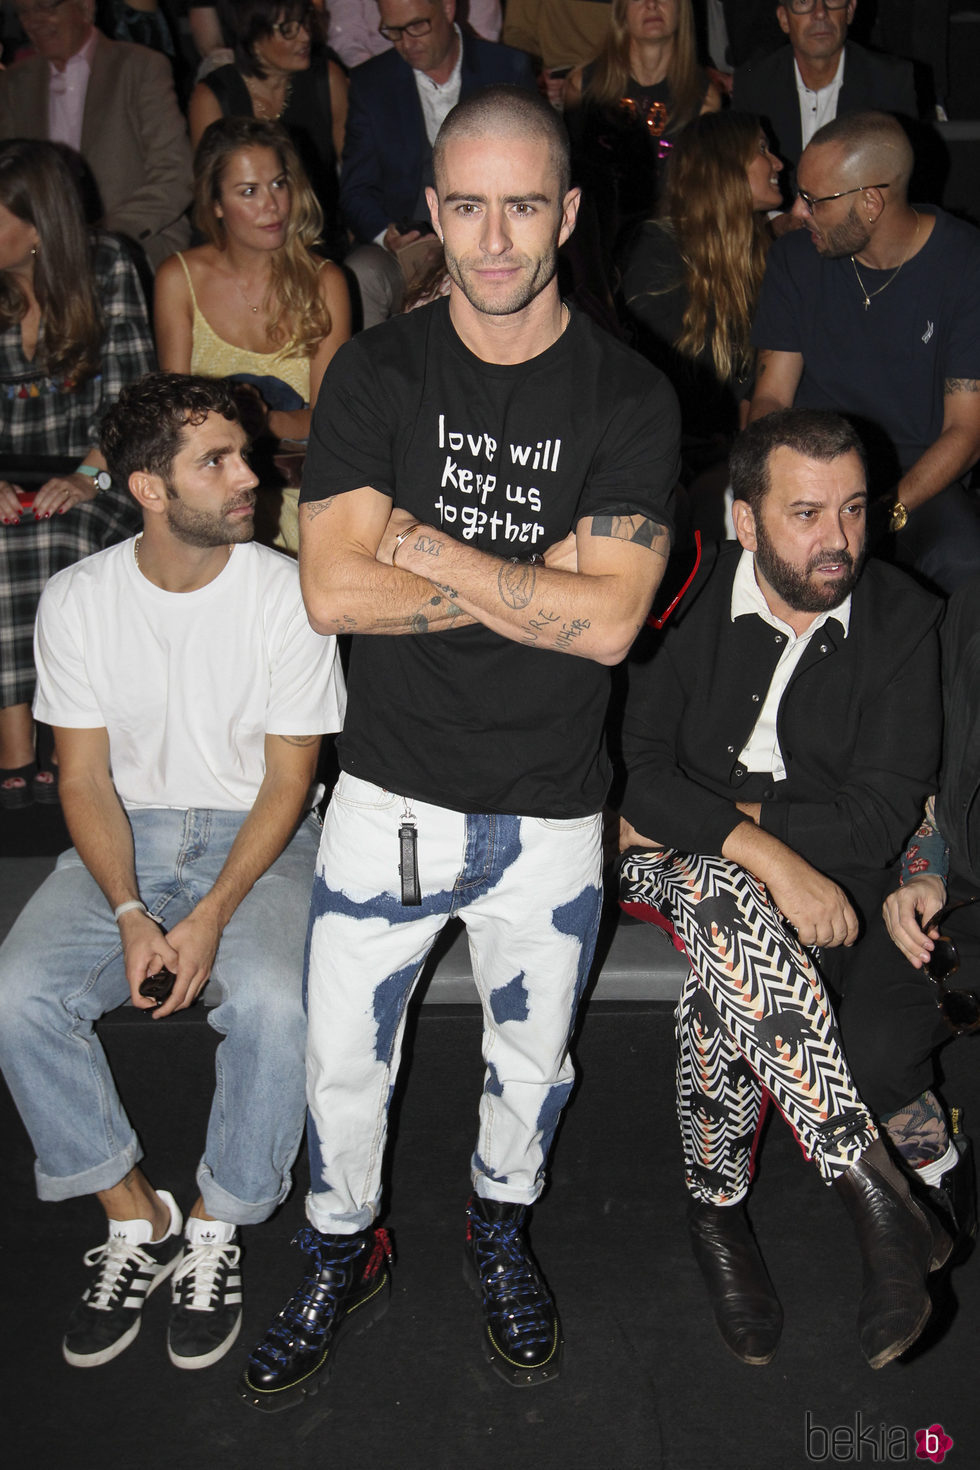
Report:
731,548,851,781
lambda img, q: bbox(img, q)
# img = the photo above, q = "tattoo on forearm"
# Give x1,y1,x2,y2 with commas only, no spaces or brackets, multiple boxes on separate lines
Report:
325,614,358,633
280,734,319,747
498,561,537,609
591,515,669,554
412,532,443,558
303,496,338,521
521,608,560,644
433,580,460,601
944,378,979,395
372,592,466,634
520,608,591,652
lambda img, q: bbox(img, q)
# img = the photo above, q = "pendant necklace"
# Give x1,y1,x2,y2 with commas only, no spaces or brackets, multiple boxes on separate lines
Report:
851,209,919,310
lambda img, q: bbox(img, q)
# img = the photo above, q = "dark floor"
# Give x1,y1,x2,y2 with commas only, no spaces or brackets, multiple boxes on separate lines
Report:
1,994,978,1469
2,804,979,1468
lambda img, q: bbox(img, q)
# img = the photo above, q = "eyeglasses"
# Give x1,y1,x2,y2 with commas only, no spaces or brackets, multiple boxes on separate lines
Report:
923,898,980,1035
784,0,851,13
796,181,890,213
271,11,312,40
15,0,71,19
378,17,433,42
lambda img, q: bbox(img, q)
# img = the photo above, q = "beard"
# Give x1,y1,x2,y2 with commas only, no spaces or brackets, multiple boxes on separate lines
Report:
442,239,559,317
163,483,255,548
754,516,864,615
813,202,873,259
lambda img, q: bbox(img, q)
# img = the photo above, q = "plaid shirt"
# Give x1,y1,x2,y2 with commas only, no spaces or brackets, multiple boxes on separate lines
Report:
0,233,155,707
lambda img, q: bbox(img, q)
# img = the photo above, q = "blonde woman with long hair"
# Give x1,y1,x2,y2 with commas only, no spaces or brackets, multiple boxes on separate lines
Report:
155,117,350,547
564,0,720,263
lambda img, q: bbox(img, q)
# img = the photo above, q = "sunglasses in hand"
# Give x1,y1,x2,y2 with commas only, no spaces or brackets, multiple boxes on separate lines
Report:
922,897,980,1034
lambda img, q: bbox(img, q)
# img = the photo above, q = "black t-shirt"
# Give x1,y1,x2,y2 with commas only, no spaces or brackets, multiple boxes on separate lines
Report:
751,209,980,485
301,299,679,817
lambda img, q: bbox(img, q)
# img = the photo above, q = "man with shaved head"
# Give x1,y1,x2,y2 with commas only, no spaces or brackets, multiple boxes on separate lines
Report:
241,84,680,1411
749,110,980,594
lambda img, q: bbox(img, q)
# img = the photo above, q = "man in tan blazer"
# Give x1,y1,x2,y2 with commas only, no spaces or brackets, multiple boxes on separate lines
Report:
0,0,191,269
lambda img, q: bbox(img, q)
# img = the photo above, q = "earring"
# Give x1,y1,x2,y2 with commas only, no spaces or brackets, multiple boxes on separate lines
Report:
30,246,37,255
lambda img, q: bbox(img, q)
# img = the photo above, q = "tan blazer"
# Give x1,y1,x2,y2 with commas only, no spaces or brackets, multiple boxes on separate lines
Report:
0,32,192,269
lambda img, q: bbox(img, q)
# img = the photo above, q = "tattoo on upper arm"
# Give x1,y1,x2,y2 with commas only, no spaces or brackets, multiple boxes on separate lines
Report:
278,734,319,747
303,496,339,521
498,561,537,609
590,515,669,555
944,378,980,395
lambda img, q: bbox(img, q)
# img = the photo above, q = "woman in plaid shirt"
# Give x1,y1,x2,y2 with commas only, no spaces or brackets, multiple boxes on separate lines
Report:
0,139,155,808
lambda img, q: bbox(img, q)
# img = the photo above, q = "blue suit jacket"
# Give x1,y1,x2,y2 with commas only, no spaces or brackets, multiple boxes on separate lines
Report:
340,34,537,244
733,40,917,168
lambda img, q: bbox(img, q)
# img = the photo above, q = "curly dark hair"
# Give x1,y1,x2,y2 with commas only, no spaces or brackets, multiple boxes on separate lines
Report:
100,373,240,488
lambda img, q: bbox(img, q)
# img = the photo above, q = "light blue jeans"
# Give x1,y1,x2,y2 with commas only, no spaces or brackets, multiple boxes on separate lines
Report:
304,774,604,1234
0,807,319,1225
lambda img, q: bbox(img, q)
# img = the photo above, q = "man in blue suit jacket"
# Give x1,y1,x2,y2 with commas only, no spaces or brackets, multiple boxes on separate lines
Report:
340,0,536,324
733,1,916,215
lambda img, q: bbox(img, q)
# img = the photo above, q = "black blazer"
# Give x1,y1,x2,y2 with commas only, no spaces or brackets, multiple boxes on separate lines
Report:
732,39,917,168
340,35,537,244
621,542,941,913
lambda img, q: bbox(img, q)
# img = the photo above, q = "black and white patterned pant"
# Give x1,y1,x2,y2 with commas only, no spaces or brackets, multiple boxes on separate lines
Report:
621,849,878,1204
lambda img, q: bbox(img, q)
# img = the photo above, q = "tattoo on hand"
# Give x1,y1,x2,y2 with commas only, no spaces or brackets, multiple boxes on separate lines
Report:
591,515,669,553
498,561,537,609
944,378,979,395
303,497,338,521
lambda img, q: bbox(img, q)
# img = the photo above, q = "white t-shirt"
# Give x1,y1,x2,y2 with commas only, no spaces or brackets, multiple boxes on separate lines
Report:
34,539,346,813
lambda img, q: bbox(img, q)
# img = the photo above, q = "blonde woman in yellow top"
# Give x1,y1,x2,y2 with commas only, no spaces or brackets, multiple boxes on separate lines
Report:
155,117,350,547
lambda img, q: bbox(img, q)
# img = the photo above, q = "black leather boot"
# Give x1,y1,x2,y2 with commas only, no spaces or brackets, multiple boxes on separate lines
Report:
240,1224,392,1412
463,1195,562,1386
687,1198,783,1365
834,1138,952,1369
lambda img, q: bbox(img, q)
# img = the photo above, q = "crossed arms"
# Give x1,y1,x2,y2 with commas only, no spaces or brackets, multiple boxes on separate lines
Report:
299,487,671,667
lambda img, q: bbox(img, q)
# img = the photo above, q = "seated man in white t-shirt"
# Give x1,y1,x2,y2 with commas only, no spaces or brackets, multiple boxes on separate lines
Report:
0,373,345,1375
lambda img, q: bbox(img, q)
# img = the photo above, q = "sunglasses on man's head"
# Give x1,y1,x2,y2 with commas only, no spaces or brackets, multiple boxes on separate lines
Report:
923,898,980,1034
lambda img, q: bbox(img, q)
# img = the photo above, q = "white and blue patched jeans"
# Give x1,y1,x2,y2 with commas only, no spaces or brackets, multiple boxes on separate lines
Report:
303,773,604,1235
0,808,319,1225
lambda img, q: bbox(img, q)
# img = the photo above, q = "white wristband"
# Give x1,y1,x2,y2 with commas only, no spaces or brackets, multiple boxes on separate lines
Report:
113,900,147,922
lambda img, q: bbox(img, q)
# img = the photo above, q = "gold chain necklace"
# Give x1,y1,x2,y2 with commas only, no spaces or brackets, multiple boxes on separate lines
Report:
850,210,919,310
245,73,293,121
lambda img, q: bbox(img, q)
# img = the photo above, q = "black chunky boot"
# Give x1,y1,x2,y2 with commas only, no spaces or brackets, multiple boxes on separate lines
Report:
463,1195,562,1386
834,1138,952,1368
687,1198,783,1366
240,1224,392,1412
